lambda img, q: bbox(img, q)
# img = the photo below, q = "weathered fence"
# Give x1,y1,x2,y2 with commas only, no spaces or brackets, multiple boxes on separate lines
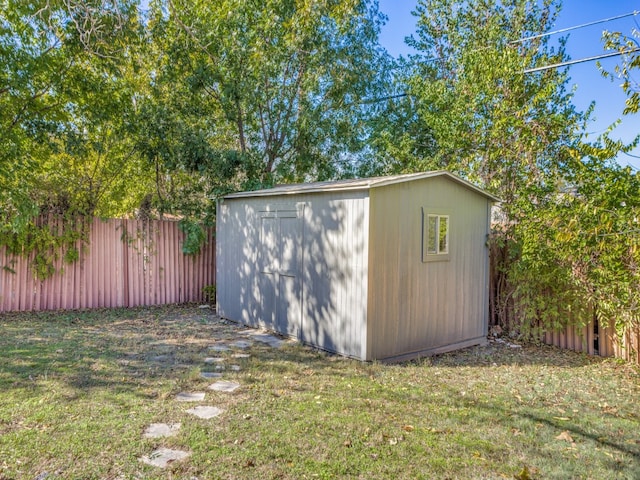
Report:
0,218,215,312
490,240,640,364
543,320,640,364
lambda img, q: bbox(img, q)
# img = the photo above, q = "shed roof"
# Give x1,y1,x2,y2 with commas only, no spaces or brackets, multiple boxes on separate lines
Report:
223,171,500,202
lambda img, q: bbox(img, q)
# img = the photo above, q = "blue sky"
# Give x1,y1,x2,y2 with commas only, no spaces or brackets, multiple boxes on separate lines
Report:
377,0,640,169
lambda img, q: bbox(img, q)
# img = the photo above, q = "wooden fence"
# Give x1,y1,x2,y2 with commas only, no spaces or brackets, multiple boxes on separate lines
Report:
490,239,640,364
543,320,640,364
0,218,215,312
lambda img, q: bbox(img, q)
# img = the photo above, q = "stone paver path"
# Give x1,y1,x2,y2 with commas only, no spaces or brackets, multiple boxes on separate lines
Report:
208,380,240,392
143,423,181,438
203,357,225,364
140,320,289,469
186,406,224,419
141,448,190,468
209,344,230,352
247,333,285,348
175,392,206,402
150,354,171,362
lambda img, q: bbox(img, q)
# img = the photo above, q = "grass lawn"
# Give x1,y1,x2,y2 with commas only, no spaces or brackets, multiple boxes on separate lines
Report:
0,305,638,479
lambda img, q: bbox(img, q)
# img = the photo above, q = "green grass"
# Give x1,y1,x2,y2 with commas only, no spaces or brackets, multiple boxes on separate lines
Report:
0,305,639,479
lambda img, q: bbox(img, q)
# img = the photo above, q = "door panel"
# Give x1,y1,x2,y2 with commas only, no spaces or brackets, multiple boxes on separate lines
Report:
257,272,276,329
257,207,303,337
277,275,299,336
279,216,300,275
259,216,278,274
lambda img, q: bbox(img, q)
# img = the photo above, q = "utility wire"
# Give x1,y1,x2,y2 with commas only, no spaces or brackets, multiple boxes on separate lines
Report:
511,10,639,44
363,11,640,102
361,93,408,104
363,46,638,101
524,47,640,74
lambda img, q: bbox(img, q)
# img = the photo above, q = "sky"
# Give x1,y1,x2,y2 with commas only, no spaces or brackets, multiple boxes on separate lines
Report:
377,0,640,170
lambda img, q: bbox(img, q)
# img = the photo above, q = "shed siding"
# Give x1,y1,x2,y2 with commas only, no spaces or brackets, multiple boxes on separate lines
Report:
301,191,369,359
217,192,369,360
216,200,261,326
367,176,490,360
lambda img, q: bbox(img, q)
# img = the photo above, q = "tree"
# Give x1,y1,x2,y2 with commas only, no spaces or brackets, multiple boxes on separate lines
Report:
402,0,586,206
0,0,150,222
390,0,640,338
0,0,157,275
145,0,389,189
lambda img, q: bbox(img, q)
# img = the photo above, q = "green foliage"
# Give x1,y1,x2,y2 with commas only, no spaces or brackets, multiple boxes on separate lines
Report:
600,28,640,114
1,0,392,267
178,218,207,255
403,0,582,201
0,0,157,273
0,216,88,280
146,0,389,188
202,284,216,303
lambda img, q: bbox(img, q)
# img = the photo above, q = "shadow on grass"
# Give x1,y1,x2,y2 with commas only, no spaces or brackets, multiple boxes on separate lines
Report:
0,305,357,400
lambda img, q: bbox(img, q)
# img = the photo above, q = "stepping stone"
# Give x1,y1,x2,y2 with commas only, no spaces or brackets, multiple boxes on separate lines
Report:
208,380,240,393
230,365,241,371
248,334,276,342
151,355,171,362
231,353,251,359
143,423,181,438
208,345,230,352
175,392,205,402
250,334,284,347
186,405,224,419
141,447,190,468
203,357,225,364
200,372,223,379
229,340,252,349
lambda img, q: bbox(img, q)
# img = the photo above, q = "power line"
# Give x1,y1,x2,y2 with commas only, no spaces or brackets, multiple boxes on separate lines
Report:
511,10,639,44
524,47,640,74
363,46,640,102
361,93,408,104
409,11,640,72
363,11,640,102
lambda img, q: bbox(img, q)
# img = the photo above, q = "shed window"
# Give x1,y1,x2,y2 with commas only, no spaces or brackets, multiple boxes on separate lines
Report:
423,212,449,262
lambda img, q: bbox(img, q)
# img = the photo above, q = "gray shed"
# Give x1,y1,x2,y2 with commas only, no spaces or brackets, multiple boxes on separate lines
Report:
216,171,499,361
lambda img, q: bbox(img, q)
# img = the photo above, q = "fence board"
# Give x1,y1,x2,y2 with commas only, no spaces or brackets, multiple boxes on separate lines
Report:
0,217,215,313
542,318,640,363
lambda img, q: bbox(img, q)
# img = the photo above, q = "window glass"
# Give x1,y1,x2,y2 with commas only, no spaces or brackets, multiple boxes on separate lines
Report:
438,216,448,254
423,211,449,261
427,215,438,254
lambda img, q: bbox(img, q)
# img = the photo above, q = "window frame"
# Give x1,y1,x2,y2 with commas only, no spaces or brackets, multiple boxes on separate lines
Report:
422,209,450,262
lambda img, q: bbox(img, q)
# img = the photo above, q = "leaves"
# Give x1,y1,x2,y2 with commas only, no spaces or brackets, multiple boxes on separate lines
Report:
514,465,535,480
555,431,575,443
151,0,389,186
600,28,640,115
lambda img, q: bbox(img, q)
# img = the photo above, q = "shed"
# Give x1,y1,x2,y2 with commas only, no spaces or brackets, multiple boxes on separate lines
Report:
216,171,499,361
